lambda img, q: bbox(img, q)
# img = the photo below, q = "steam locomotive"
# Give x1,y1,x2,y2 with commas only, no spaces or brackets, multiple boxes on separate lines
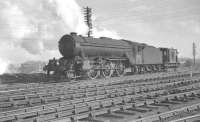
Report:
44,32,179,79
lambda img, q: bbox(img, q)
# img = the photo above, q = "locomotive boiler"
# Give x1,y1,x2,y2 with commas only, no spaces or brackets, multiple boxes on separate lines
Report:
59,32,132,60
44,32,179,79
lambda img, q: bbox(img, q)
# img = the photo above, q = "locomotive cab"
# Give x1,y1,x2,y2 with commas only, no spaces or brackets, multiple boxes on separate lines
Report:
160,48,179,69
160,48,169,64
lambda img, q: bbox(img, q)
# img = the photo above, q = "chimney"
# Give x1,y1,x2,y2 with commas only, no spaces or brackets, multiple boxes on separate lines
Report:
70,32,77,36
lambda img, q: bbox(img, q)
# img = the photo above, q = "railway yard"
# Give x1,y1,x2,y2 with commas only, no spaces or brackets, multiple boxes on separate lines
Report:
0,72,200,122
1,0,199,122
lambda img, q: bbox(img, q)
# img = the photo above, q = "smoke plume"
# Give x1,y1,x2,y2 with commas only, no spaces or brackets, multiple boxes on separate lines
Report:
0,0,120,74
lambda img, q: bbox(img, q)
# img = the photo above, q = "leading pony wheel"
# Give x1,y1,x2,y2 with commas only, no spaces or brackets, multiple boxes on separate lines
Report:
65,70,74,80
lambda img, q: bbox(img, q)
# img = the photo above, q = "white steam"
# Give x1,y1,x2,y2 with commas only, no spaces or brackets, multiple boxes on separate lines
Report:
92,15,121,39
93,28,121,39
0,0,120,74
52,0,88,34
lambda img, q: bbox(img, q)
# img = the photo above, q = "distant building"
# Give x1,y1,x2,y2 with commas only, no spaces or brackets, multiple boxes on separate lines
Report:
19,61,46,74
6,64,20,73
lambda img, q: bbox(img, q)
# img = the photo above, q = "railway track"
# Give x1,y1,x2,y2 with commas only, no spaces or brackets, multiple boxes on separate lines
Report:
0,72,199,122
133,102,200,122
173,114,200,122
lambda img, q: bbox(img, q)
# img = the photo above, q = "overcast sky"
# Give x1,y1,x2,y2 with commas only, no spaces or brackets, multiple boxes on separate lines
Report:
78,0,200,58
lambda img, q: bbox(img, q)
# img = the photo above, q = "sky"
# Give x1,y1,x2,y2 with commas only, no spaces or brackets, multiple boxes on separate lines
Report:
0,0,199,74
78,0,200,58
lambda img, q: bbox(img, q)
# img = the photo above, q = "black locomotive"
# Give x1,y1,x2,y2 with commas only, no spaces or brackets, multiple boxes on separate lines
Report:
44,32,179,79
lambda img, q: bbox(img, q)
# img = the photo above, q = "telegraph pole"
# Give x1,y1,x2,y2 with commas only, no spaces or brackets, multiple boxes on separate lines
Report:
193,42,196,65
83,6,92,37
